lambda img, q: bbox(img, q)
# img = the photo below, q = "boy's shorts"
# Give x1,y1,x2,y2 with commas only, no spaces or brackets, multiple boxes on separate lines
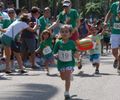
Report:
90,54,100,64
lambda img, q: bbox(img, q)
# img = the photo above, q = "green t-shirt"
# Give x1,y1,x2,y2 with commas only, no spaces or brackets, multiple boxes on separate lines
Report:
58,8,79,28
0,14,11,29
39,37,53,57
110,1,120,34
88,34,102,55
39,16,51,32
2,19,14,29
53,39,76,70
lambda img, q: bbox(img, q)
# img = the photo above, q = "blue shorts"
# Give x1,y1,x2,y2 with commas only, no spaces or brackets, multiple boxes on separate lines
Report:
90,54,100,63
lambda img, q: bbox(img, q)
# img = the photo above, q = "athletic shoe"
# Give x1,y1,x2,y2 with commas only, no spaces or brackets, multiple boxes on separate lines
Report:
113,59,118,68
95,69,99,74
64,92,71,100
20,70,27,74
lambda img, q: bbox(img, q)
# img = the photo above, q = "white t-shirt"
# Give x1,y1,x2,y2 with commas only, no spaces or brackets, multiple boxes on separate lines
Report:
2,12,10,19
4,20,29,39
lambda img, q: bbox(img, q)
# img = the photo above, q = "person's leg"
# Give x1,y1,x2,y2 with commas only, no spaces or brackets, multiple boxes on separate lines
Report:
94,63,100,74
21,39,28,63
64,70,72,99
112,48,119,68
65,70,71,92
112,48,118,60
14,52,25,71
29,52,35,67
44,60,49,74
92,54,100,74
26,38,37,69
117,49,120,71
4,46,11,72
110,34,120,68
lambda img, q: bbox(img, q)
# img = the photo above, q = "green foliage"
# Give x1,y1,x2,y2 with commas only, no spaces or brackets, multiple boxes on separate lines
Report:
85,2,101,15
80,1,104,18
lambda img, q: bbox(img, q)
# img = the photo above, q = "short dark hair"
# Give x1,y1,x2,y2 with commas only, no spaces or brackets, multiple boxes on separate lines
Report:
31,6,40,14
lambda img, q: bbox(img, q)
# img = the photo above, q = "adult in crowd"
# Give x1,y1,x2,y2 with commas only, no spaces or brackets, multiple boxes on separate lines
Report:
104,0,120,73
48,0,80,42
1,13,39,73
21,6,40,69
39,7,51,33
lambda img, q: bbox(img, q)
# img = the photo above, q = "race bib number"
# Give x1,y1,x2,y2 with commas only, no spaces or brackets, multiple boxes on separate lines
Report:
113,23,120,29
43,46,52,55
58,50,72,62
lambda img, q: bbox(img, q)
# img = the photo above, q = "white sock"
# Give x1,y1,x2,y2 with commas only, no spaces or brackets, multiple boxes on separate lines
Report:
64,91,69,96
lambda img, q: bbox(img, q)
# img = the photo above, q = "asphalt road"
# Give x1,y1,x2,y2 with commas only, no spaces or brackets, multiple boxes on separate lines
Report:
0,53,120,100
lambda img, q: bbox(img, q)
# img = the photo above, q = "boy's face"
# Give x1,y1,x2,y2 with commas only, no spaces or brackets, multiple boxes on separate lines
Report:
90,27,98,35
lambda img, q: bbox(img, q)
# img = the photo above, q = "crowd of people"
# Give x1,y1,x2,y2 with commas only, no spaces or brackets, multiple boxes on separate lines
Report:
0,0,118,99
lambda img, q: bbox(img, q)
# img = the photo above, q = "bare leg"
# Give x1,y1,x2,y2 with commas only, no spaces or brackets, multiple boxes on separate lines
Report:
14,52,24,71
4,46,11,72
29,52,35,67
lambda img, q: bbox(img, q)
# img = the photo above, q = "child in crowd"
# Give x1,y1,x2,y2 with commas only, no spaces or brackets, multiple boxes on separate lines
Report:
88,25,104,74
53,24,79,99
35,30,54,75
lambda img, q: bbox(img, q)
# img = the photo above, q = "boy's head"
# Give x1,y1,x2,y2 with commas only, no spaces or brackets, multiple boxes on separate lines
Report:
90,25,98,35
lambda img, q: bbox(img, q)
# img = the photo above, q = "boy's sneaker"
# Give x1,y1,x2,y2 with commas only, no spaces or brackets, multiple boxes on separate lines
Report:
5,71,12,74
95,69,99,74
64,95,71,100
20,70,27,74
113,59,118,68
64,92,71,100
117,66,120,74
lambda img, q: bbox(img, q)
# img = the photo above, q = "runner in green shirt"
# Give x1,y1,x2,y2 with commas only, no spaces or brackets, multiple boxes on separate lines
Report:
104,0,120,73
48,0,80,41
36,30,54,75
53,24,79,100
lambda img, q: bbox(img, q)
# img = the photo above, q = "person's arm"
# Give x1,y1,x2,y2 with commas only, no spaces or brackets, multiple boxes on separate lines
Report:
104,10,112,26
26,24,39,32
0,28,6,32
71,18,80,35
47,19,60,30
71,10,80,35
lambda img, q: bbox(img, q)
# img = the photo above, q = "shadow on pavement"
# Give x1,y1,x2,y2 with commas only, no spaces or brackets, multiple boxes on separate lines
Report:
47,73,59,77
98,72,116,76
0,83,58,100
71,95,89,100
0,76,12,80
74,71,101,78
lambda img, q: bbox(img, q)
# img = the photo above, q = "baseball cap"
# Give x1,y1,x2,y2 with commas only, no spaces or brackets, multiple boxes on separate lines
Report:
62,0,71,3
63,2,70,7
62,0,71,7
